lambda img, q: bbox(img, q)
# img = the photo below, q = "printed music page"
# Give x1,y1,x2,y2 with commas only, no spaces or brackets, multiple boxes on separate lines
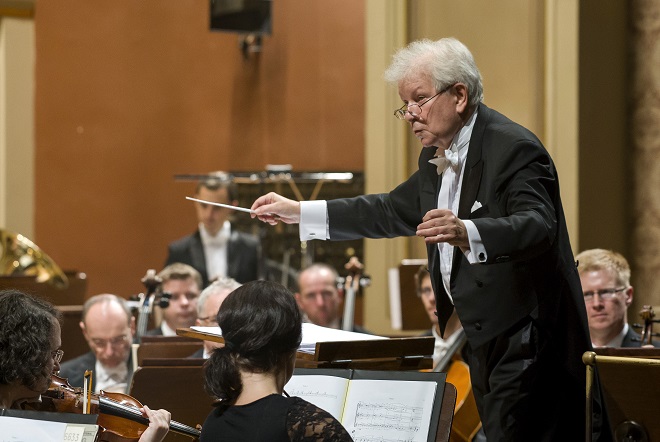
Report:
0,416,66,442
284,375,350,421
341,379,437,442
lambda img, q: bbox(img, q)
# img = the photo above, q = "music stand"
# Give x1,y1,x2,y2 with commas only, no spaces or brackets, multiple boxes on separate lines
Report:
177,327,435,371
584,350,660,441
130,359,211,442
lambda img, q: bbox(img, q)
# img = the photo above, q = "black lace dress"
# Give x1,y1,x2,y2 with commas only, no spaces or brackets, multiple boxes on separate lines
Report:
200,394,353,441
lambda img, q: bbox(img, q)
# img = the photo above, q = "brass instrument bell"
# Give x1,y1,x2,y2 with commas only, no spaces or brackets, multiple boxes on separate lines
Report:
0,228,68,289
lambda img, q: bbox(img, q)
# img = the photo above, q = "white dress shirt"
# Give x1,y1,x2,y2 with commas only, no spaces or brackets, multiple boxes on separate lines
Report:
95,359,128,393
199,221,231,282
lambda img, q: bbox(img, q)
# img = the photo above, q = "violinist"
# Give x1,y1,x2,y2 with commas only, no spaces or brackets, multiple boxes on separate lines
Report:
201,280,353,441
577,248,660,348
414,265,464,368
0,289,171,442
59,294,135,393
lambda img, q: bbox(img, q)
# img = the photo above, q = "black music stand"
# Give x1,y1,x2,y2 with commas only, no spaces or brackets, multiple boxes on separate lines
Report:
177,327,435,371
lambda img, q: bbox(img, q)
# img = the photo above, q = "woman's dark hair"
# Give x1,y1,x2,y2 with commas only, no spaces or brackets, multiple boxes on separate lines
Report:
0,289,62,388
204,280,302,406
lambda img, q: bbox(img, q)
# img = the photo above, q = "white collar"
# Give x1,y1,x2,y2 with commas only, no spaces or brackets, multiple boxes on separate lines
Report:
199,221,231,247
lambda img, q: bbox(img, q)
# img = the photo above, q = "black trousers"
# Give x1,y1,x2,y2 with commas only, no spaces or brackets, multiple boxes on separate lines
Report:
464,313,600,442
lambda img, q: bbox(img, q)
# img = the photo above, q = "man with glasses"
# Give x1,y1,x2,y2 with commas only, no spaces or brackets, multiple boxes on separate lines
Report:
250,37,606,440
577,248,659,348
59,294,136,393
190,277,241,358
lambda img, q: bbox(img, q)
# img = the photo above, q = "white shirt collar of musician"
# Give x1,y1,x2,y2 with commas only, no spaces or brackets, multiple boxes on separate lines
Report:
95,359,128,393
594,322,628,348
199,221,231,247
160,321,178,337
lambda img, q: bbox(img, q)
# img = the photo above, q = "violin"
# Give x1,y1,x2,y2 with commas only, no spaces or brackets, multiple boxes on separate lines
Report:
133,270,167,340
27,374,200,442
634,305,660,346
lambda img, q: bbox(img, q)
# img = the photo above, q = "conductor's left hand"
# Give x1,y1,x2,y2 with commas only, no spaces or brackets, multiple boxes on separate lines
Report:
251,192,301,225
417,209,470,249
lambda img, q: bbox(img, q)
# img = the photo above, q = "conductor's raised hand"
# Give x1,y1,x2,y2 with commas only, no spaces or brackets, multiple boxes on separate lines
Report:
417,209,469,249
250,192,301,225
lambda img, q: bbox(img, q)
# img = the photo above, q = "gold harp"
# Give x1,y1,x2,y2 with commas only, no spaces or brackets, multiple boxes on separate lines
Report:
0,228,68,289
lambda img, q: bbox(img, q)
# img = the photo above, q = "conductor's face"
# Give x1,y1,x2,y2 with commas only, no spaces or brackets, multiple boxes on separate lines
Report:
195,186,234,236
397,75,466,150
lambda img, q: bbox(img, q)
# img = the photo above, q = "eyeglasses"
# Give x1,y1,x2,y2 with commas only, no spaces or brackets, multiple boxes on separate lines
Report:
51,349,64,363
89,335,129,349
583,287,627,303
394,84,455,120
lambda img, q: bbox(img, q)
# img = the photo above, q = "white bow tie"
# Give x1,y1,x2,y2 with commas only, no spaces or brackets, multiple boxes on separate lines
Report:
428,147,459,175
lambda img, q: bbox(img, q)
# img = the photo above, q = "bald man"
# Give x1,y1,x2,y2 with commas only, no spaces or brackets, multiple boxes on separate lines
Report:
59,294,136,393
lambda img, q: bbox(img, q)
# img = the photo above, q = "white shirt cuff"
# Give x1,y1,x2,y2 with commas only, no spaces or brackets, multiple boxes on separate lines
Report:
462,220,487,263
300,200,328,241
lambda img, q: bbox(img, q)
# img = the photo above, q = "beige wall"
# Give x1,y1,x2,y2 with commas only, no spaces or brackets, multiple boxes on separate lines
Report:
0,16,35,237
32,0,365,298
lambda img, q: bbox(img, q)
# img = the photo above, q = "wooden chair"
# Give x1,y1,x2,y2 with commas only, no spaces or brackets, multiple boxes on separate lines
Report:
129,360,211,442
136,336,203,366
584,350,660,441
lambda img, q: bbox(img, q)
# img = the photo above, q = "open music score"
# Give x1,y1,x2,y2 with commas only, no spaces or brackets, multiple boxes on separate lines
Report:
286,369,444,442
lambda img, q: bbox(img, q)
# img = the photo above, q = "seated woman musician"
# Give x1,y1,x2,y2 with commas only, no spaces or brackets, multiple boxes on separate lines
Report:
201,280,353,442
0,289,171,442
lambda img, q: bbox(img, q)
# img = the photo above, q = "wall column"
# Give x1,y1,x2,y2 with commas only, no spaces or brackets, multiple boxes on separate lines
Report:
631,0,660,308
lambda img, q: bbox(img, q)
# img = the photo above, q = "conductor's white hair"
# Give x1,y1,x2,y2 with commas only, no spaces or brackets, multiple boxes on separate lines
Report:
384,38,484,108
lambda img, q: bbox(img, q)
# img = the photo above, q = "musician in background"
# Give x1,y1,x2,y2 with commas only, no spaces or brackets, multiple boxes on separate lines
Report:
295,263,369,333
146,263,202,336
0,290,171,441
59,294,135,393
165,173,260,287
577,248,659,348
414,265,464,368
190,277,242,359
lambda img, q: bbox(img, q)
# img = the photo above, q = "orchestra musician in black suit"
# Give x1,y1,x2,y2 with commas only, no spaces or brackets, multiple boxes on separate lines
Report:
145,263,202,336
189,277,242,359
295,263,370,334
165,173,259,287
251,37,609,441
577,248,660,348
59,294,135,393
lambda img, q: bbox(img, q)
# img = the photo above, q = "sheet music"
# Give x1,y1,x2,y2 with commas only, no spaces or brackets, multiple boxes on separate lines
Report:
190,323,387,354
341,379,436,442
0,416,66,442
284,375,350,421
